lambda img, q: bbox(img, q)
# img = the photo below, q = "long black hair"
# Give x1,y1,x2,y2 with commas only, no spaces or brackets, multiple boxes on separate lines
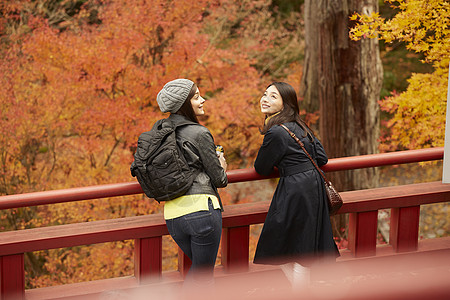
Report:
261,82,313,138
174,83,199,123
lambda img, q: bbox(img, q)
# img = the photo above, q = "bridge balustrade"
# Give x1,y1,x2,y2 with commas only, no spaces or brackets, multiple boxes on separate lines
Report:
0,147,448,300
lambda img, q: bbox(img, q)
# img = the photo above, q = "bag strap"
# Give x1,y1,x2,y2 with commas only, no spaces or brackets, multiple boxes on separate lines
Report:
280,124,331,185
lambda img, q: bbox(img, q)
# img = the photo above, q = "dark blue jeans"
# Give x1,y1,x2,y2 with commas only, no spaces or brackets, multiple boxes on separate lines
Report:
165,199,222,281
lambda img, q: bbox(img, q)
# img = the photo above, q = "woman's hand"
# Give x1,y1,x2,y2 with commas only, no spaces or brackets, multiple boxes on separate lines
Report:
218,152,227,171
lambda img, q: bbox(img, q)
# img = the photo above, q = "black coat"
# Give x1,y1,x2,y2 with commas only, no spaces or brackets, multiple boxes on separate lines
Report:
253,122,339,265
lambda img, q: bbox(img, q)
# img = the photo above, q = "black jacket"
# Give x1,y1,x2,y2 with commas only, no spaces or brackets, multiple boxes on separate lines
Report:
169,114,228,203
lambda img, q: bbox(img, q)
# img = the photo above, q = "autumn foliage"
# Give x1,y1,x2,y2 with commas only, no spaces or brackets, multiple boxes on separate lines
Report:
1,0,446,289
349,0,449,151
348,0,448,255
0,0,307,287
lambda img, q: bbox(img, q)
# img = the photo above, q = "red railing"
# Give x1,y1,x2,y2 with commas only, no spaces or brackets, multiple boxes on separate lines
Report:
0,147,449,300
0,147,444,210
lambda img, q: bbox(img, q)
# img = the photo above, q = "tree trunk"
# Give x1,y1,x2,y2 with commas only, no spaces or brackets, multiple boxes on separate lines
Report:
302,0,383,238
300,0,320,115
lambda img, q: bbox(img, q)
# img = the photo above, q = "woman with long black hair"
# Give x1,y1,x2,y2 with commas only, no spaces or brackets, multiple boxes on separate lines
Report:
253,82,339,289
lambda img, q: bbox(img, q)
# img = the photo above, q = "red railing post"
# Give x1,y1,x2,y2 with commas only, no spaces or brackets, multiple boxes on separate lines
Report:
177,247,191,278
390,206,420,252
134,237,162,284
348,211,378,257
0,254,25,300
221,226,249,272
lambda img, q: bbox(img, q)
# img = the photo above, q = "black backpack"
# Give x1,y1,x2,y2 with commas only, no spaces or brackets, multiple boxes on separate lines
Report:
130,118,196,202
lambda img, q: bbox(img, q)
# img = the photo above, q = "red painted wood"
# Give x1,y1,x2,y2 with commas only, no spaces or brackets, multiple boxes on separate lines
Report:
0,182,448,258
390,206,420,252
221,226,249,272
134,237,162,283
0,148,446,300
21,237,450,300
348,211,378,257
0,214,168,256
0,181,447,299
222,201,269,228
1,254,25,300
0,182,144,210
0,148,443,210
320,147,444,172
338,181,450,214
177,247,191,278
338,236,450,263
24,276,139,300
226,147,444,183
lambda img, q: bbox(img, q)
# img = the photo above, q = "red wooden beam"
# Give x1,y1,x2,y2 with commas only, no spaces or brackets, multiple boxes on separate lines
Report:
348,211,378,257
320,147,444,172
226,147,444,183
337,181,450,214
390,206,420,252
0,182,143,210
222,201,269,228
134,237,162,284
0,148,444,210
0,254,25,300
1,182,448,258
0,214,168,256
177,248,191,278
221,226,250,272
0,181,447,299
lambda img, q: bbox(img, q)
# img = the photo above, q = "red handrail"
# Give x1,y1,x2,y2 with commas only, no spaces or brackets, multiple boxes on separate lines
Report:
0,147,444,210
321,147,444,172
221,147,444,182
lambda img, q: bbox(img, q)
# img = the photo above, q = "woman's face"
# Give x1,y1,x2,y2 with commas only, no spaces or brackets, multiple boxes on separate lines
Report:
190,88,206,116
260,85,283,116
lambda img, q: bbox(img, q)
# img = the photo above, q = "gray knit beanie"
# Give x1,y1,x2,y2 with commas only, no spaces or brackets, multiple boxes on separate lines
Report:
156,79,195,113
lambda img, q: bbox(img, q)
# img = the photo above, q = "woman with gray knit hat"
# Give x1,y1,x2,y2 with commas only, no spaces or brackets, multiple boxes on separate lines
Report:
156,78,228,287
